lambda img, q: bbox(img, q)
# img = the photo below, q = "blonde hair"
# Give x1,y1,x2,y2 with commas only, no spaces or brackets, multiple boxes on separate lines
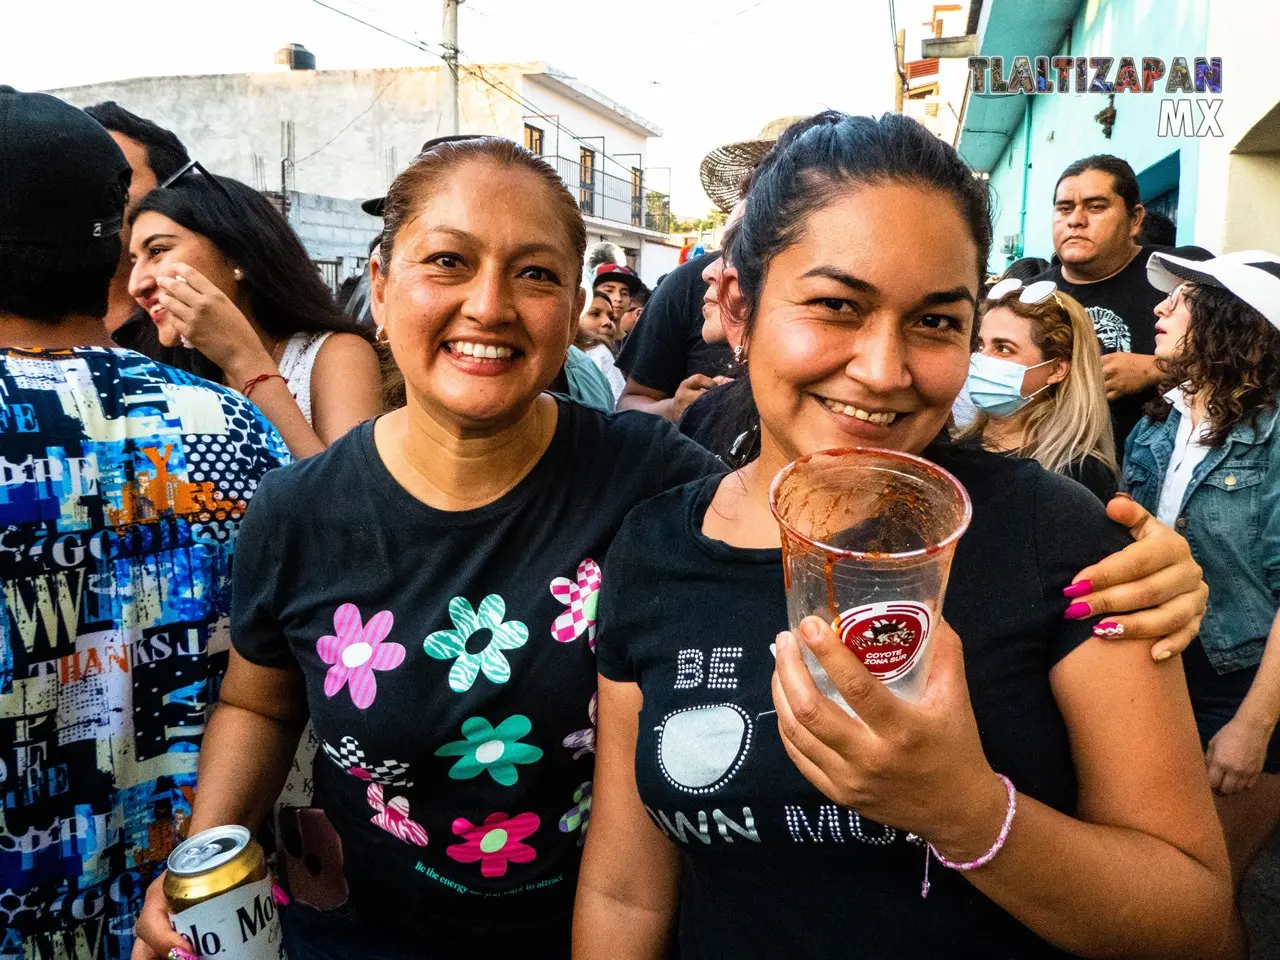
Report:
962,289,1117,479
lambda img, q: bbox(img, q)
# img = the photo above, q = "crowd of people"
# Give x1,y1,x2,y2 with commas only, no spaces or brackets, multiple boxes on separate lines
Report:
2,81,1279,960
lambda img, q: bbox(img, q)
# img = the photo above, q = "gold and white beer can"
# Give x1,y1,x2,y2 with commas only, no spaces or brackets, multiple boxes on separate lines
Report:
164,825,285,959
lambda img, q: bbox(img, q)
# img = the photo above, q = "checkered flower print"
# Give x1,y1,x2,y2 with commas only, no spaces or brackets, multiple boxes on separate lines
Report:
549,558,602,648
322,735,414,787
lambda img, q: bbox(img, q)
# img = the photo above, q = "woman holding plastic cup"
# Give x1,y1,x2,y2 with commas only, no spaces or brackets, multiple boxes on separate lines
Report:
575,113,1239,959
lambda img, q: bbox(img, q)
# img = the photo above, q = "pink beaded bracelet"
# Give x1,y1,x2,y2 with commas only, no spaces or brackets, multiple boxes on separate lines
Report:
921,774,1017,898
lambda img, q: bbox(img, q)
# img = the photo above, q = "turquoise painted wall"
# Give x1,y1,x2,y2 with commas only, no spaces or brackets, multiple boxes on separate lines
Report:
984,0,1211,273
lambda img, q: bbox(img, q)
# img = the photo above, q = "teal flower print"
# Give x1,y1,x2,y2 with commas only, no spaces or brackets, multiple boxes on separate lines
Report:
423,595,529,693
435,714,544,786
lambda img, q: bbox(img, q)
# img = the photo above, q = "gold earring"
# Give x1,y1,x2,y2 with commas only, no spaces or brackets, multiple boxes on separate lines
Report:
375,326,388,344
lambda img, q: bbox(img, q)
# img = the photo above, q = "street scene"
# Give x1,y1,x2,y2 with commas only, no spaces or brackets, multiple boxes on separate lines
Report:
3,0,1279,957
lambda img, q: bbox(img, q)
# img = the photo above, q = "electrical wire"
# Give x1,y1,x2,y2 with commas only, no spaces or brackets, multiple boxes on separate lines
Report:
309,0,651,178
888,0,906,92
294,73,401,164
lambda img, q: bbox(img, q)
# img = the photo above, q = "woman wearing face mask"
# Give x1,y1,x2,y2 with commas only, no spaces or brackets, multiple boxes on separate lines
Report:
960,279,1118,502
127,167,383,458
1125,250,1280,891
575,113,1238,959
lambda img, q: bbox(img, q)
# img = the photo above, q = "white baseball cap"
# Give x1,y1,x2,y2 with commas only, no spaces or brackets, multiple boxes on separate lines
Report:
1148,248,1280,331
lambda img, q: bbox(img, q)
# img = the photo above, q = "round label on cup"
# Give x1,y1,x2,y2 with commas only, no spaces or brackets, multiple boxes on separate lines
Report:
835,601,933,681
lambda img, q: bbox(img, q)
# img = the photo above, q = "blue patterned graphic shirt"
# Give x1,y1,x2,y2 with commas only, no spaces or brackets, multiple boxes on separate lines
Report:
0,347,288,960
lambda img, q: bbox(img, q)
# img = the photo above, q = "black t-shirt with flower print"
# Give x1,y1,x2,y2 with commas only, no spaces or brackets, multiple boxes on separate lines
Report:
231,400,720,953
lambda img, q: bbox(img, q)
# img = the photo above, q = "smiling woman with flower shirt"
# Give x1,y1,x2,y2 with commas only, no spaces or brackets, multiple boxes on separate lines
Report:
134,138,1213,960
130,138,718,960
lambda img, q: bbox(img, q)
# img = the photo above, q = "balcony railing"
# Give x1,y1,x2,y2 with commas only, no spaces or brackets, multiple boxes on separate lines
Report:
546,155,672,235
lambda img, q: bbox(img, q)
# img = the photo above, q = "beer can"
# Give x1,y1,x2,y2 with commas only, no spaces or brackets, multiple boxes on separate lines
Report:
165,825,284,960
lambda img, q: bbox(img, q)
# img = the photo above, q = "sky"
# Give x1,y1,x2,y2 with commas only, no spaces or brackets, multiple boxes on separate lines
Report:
2,0,902,215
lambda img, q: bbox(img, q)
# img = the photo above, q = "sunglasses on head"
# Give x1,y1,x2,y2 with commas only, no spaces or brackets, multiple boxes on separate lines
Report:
986,277,1062,307
159,159,235,202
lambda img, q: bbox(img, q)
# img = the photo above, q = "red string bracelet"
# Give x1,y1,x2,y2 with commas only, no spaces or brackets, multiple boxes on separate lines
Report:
242,373,286,398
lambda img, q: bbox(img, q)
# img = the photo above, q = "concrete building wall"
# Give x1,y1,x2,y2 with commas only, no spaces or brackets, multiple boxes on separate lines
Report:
1194,0,1280,255
520,78,648,172
48,63,646,206
284,193,381,286
639,240,682,288
983,0,1211,272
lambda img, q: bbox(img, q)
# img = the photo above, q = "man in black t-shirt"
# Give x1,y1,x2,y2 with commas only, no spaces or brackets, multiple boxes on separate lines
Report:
616,252,735,422
1033,155,1210,447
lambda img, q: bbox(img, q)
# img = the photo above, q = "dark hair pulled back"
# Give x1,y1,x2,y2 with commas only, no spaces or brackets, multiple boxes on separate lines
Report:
710,111,993,465
379,137,586,283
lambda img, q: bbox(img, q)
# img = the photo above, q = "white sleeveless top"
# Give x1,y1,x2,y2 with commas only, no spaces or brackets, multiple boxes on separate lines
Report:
277,331,332,427
275,330,331,811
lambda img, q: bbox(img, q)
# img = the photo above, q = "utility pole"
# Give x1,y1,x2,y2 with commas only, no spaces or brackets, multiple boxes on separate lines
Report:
893,27,906,113
442,0,462,135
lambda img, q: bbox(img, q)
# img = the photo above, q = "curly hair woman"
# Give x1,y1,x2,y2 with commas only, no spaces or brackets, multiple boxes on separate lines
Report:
1125,248,1280,890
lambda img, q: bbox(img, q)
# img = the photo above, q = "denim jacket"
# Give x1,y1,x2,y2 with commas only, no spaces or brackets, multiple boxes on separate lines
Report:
1123,399,1280,672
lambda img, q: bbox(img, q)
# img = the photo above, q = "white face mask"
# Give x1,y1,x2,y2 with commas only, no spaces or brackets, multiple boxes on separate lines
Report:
965,352,1054,418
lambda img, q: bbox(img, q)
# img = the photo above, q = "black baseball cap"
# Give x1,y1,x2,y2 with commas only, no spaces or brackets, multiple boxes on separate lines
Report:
360,134,491,217
592,262,644,295
0,86,131,244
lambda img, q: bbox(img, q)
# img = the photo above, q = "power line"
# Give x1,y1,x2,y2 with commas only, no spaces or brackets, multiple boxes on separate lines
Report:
295,73,401,164
309,0,651,178
888,0,906,90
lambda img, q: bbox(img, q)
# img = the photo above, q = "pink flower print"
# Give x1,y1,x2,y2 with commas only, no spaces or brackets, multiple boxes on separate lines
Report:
446,811,539,878
550,559,602,647
562,692,597,760
366,783,428,846
316,604,404,709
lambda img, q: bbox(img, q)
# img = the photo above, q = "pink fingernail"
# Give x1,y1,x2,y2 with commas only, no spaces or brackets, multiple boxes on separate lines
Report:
1092,621,1123,637
1064,602,1091,620
1063,580,1092,599
271,881,291,906
169,949,198,960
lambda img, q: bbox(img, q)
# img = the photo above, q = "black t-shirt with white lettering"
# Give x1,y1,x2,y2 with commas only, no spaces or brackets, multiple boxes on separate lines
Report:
617,253,735,393
1034,245,1210,448
596,443,1129,959
232,399,719,954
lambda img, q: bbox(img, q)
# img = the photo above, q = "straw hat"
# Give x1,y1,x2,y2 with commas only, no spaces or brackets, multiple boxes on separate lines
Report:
699,116,805,214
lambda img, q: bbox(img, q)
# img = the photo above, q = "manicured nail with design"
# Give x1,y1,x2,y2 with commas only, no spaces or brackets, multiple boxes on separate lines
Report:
1063,580,1093,599
169,949,198,960
1063,601,1091,620
1154,648,1174,661
1092,621,1124,638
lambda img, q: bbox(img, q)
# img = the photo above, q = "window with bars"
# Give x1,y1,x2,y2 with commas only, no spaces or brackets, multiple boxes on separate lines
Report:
579,148,596,215
524,124,544,156
630,168,643,226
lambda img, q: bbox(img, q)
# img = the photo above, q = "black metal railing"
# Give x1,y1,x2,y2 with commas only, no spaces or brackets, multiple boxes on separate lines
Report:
547,156,672,234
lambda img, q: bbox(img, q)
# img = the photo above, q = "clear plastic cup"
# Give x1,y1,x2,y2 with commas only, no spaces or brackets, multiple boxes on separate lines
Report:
769,447,972,707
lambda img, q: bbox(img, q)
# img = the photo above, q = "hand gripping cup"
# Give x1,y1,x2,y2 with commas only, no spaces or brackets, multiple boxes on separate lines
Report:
770,448,971,707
